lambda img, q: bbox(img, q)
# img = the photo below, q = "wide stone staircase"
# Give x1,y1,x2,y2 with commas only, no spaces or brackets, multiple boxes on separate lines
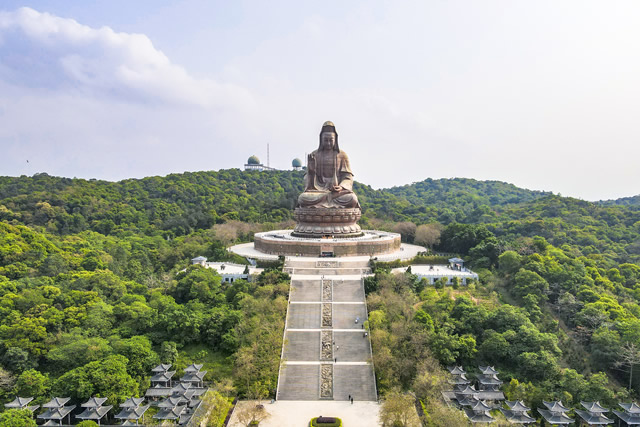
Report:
276,258,377,401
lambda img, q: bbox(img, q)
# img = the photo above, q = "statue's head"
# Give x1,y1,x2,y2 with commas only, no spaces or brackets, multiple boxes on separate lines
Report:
319,121,339,151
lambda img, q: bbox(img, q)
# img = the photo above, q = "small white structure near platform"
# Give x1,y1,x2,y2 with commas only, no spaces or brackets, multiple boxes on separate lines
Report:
190,257,263,283
393,264,479,285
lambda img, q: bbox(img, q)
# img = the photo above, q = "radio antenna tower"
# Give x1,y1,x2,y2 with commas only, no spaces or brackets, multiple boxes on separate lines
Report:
267,143,270,168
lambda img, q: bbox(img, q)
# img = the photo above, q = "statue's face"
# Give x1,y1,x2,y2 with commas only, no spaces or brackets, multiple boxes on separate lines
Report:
321,132,336,150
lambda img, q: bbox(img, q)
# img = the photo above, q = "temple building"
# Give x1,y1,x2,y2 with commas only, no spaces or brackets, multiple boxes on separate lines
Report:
114,397,149,426
477,366,503,391
76,397,112,425
447,366,471,388
538,401,573,425
150,363,175,388
4,397,39,413
613,402,640,425
575,401,614,425
463,399,495,423
500,400,535,424
181,364,207,388
38,398,75,426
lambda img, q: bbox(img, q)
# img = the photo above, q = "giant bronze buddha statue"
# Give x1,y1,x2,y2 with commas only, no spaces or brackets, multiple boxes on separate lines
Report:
293,121,362,237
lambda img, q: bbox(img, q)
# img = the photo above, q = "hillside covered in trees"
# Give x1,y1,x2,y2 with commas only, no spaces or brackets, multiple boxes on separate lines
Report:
1,169,640,424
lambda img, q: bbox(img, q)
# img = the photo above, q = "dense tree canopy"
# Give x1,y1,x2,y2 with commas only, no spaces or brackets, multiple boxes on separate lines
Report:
1,170,640,423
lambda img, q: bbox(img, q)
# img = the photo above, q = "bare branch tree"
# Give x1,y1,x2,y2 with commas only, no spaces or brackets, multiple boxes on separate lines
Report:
614,342,640,392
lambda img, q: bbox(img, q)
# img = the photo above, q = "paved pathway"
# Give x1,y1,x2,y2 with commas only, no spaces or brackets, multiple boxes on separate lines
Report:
277,258,377,402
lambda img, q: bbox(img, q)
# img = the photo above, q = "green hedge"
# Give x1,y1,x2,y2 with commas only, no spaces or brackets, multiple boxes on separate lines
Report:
310,416,343,427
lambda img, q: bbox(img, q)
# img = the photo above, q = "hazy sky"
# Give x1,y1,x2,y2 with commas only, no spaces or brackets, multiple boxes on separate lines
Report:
1,1,639,201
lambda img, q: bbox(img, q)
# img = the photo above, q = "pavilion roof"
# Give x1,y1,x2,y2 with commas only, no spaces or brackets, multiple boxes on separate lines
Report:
121,421,138,426
470,400,492,412
42,397,70,408
114,405,150,420
38,406,76,421
158,396,187,408
171,382,192,395
181,371,207,383
613,410,640,425
154,405,186,420
151,370,176,382
575,409,614,425
76,406,113,420
81,396,108,408
42,420,60,426
620,402,640,414
538,409,573,424
463,408,494,423
456,395,480,407
581,401,609,413
449,257,465,263
120,397,145,408
505,401,530,412
499,408,535,424
449,378,471,386
478,374,503,385
4,397,34,408
179,413,194,425
184,364,204,373
478,366,499,375
543,400,570,412
151,363,172,373
456,385,478,395
448,366,466,375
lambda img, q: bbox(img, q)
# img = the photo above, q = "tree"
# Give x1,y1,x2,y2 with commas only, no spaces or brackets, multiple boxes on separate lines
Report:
414,224,442,249
498,251,522,276
53,355,138,405
512,269,549,301
0,367,16,400
393,222,417,243
0,409,36,427
160,341,179,364
614,342,640,392
234,399,270,426
190,390,231,427
111,336,159,379
15,369,50,402
379,389,421,427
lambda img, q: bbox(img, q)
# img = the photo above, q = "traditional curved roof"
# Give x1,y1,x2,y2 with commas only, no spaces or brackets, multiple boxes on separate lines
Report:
581,401,609,413
505,400,531,412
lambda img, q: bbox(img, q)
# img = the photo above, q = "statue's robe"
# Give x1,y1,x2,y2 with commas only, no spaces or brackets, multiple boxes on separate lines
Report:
297,149,360,209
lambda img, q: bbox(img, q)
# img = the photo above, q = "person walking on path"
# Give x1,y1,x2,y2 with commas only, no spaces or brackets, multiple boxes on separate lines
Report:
350,397,353,404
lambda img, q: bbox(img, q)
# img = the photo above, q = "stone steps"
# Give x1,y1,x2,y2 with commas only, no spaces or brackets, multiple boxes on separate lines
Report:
277,261,377,402
277,364,320,401
284,267,371,276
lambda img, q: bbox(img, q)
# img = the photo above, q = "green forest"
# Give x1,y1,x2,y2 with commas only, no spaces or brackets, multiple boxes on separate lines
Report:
1,170,640,425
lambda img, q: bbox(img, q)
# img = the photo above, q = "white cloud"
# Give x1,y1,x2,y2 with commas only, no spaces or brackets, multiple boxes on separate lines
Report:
0,7,252,108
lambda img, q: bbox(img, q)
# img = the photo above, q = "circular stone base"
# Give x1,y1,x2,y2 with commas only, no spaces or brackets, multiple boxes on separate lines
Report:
293,207,362,238
253,230,401,257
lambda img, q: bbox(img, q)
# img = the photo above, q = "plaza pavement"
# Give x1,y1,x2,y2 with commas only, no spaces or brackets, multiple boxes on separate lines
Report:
228,400,382,427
